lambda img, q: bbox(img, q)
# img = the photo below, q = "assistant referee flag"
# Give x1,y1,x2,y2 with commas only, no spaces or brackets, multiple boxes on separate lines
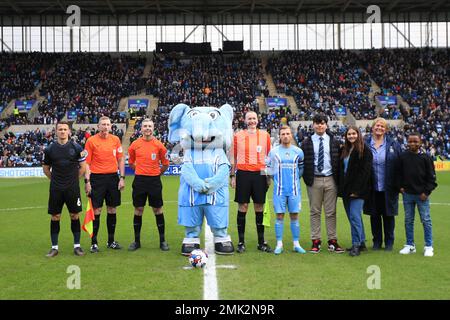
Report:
82,197,95,238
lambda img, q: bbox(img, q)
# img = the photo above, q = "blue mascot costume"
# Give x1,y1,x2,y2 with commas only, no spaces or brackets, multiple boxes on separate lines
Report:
168,103,235,255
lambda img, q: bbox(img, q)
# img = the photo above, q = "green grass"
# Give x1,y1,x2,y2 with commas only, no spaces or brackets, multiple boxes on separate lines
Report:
1,173,449,300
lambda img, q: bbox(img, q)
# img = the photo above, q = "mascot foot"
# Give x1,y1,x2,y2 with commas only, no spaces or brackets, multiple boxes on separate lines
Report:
215,241,234,255
181,243,200,256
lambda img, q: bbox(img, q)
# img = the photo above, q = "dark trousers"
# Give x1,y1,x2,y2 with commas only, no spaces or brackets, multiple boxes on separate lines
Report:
370,191,395,247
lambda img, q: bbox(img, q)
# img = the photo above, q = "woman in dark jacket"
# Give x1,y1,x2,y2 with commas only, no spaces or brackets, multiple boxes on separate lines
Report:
363,118,402,251
338,126,373,256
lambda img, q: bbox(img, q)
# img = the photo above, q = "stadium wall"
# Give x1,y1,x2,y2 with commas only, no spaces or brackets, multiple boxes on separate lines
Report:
0,165,182,178
2,163,448,179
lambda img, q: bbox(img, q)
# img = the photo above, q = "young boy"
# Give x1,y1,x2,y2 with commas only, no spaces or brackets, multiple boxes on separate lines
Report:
397,132,438,257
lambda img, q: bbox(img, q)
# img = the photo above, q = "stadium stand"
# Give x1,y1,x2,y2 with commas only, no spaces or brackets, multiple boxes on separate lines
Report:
267,50,375,121
0,48,448,165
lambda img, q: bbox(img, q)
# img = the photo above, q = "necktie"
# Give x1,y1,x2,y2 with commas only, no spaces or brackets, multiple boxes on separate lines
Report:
318,137,324,173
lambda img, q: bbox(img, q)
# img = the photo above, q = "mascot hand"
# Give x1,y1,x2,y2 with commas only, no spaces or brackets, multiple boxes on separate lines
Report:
204,177,226,194
192,180,209,194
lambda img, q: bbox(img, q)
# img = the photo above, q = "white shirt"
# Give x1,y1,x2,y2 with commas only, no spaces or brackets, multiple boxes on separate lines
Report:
312,133,332,176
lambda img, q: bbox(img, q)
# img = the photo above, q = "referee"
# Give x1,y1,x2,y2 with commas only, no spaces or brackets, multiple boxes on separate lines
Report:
231,111,273,253
43,121,86,257
127,119,170,251
84,116,125,253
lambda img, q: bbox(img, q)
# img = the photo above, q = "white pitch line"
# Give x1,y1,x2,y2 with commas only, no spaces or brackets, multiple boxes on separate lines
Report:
203,223,218,300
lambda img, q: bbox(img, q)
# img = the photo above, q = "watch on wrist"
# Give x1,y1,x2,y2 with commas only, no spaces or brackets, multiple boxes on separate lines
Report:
120,175,125,179
84,178,90,183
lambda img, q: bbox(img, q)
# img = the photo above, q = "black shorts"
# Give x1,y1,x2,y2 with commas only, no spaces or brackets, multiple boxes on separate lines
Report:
90,173,121,209
234,170,268,204
132,175,163,208
48,184,82,215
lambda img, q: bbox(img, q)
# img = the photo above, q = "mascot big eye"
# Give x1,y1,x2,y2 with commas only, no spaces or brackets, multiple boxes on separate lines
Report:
168,103,234,255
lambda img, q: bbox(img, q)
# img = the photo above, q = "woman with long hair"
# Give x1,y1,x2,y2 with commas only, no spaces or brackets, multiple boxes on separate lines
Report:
338,126,373,256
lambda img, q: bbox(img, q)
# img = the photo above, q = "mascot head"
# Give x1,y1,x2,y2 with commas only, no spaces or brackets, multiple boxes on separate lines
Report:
168,104,233,151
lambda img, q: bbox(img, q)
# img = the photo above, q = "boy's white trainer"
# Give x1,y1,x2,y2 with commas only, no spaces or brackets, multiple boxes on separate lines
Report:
424,246,434,257
399,244,416,254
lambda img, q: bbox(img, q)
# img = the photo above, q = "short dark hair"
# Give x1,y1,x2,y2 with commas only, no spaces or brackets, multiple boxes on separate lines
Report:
312,113,328,124
408,131,421,139
56,120,71,130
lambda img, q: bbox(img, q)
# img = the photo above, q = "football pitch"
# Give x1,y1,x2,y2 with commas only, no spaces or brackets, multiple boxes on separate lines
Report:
1,172,449,300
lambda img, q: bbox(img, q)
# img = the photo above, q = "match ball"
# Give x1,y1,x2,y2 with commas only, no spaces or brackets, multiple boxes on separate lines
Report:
188,249,208,269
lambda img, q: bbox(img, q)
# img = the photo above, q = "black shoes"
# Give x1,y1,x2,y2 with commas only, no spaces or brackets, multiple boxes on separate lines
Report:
46,248,58,258
107,241,122,250
160,241,170,251
237,242,246,253
90,244,100,253
359,242,368,252
128,241,169,251
215,241,234,255
73,247,85,256
347,242,368,252
181,243,200,256
372,243,382,250
128,241,141,251
257,242,273,253
236,242,272,253
384,245,393,251
349,245,361,257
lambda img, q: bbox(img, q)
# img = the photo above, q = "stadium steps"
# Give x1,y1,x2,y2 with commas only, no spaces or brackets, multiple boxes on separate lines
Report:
369,80,381,102
261,56,278,97
27,97,45,121
256,96,266,113
147,95,159,117
261,56,299,115
122,119,136,153
143,57,153,78
397,95,411,116
1,99,16,118
345,111,357,126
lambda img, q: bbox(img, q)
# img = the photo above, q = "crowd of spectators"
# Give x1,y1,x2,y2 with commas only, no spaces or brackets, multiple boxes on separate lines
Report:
267,50,375,121
363,48,448,117
361,47,449,159
38,53,145,124
0,129,50,167
146,52,265,107
1,49,448,164
0,124,124,168
0,53,50,115
143,52,266,153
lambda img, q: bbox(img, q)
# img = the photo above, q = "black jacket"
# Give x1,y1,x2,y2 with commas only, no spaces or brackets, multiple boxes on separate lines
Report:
397,150,437,195
363,135,402,216
337,146,373,199
301,130,340,187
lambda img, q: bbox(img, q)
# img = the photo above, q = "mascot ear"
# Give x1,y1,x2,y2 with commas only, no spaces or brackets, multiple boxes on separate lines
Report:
220,104,233,121
168,104,190,142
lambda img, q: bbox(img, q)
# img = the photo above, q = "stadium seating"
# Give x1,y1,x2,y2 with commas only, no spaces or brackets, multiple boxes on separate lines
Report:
0,48,448,165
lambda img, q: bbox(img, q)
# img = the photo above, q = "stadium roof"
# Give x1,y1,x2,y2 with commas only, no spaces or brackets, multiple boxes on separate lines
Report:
0,0,448,16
